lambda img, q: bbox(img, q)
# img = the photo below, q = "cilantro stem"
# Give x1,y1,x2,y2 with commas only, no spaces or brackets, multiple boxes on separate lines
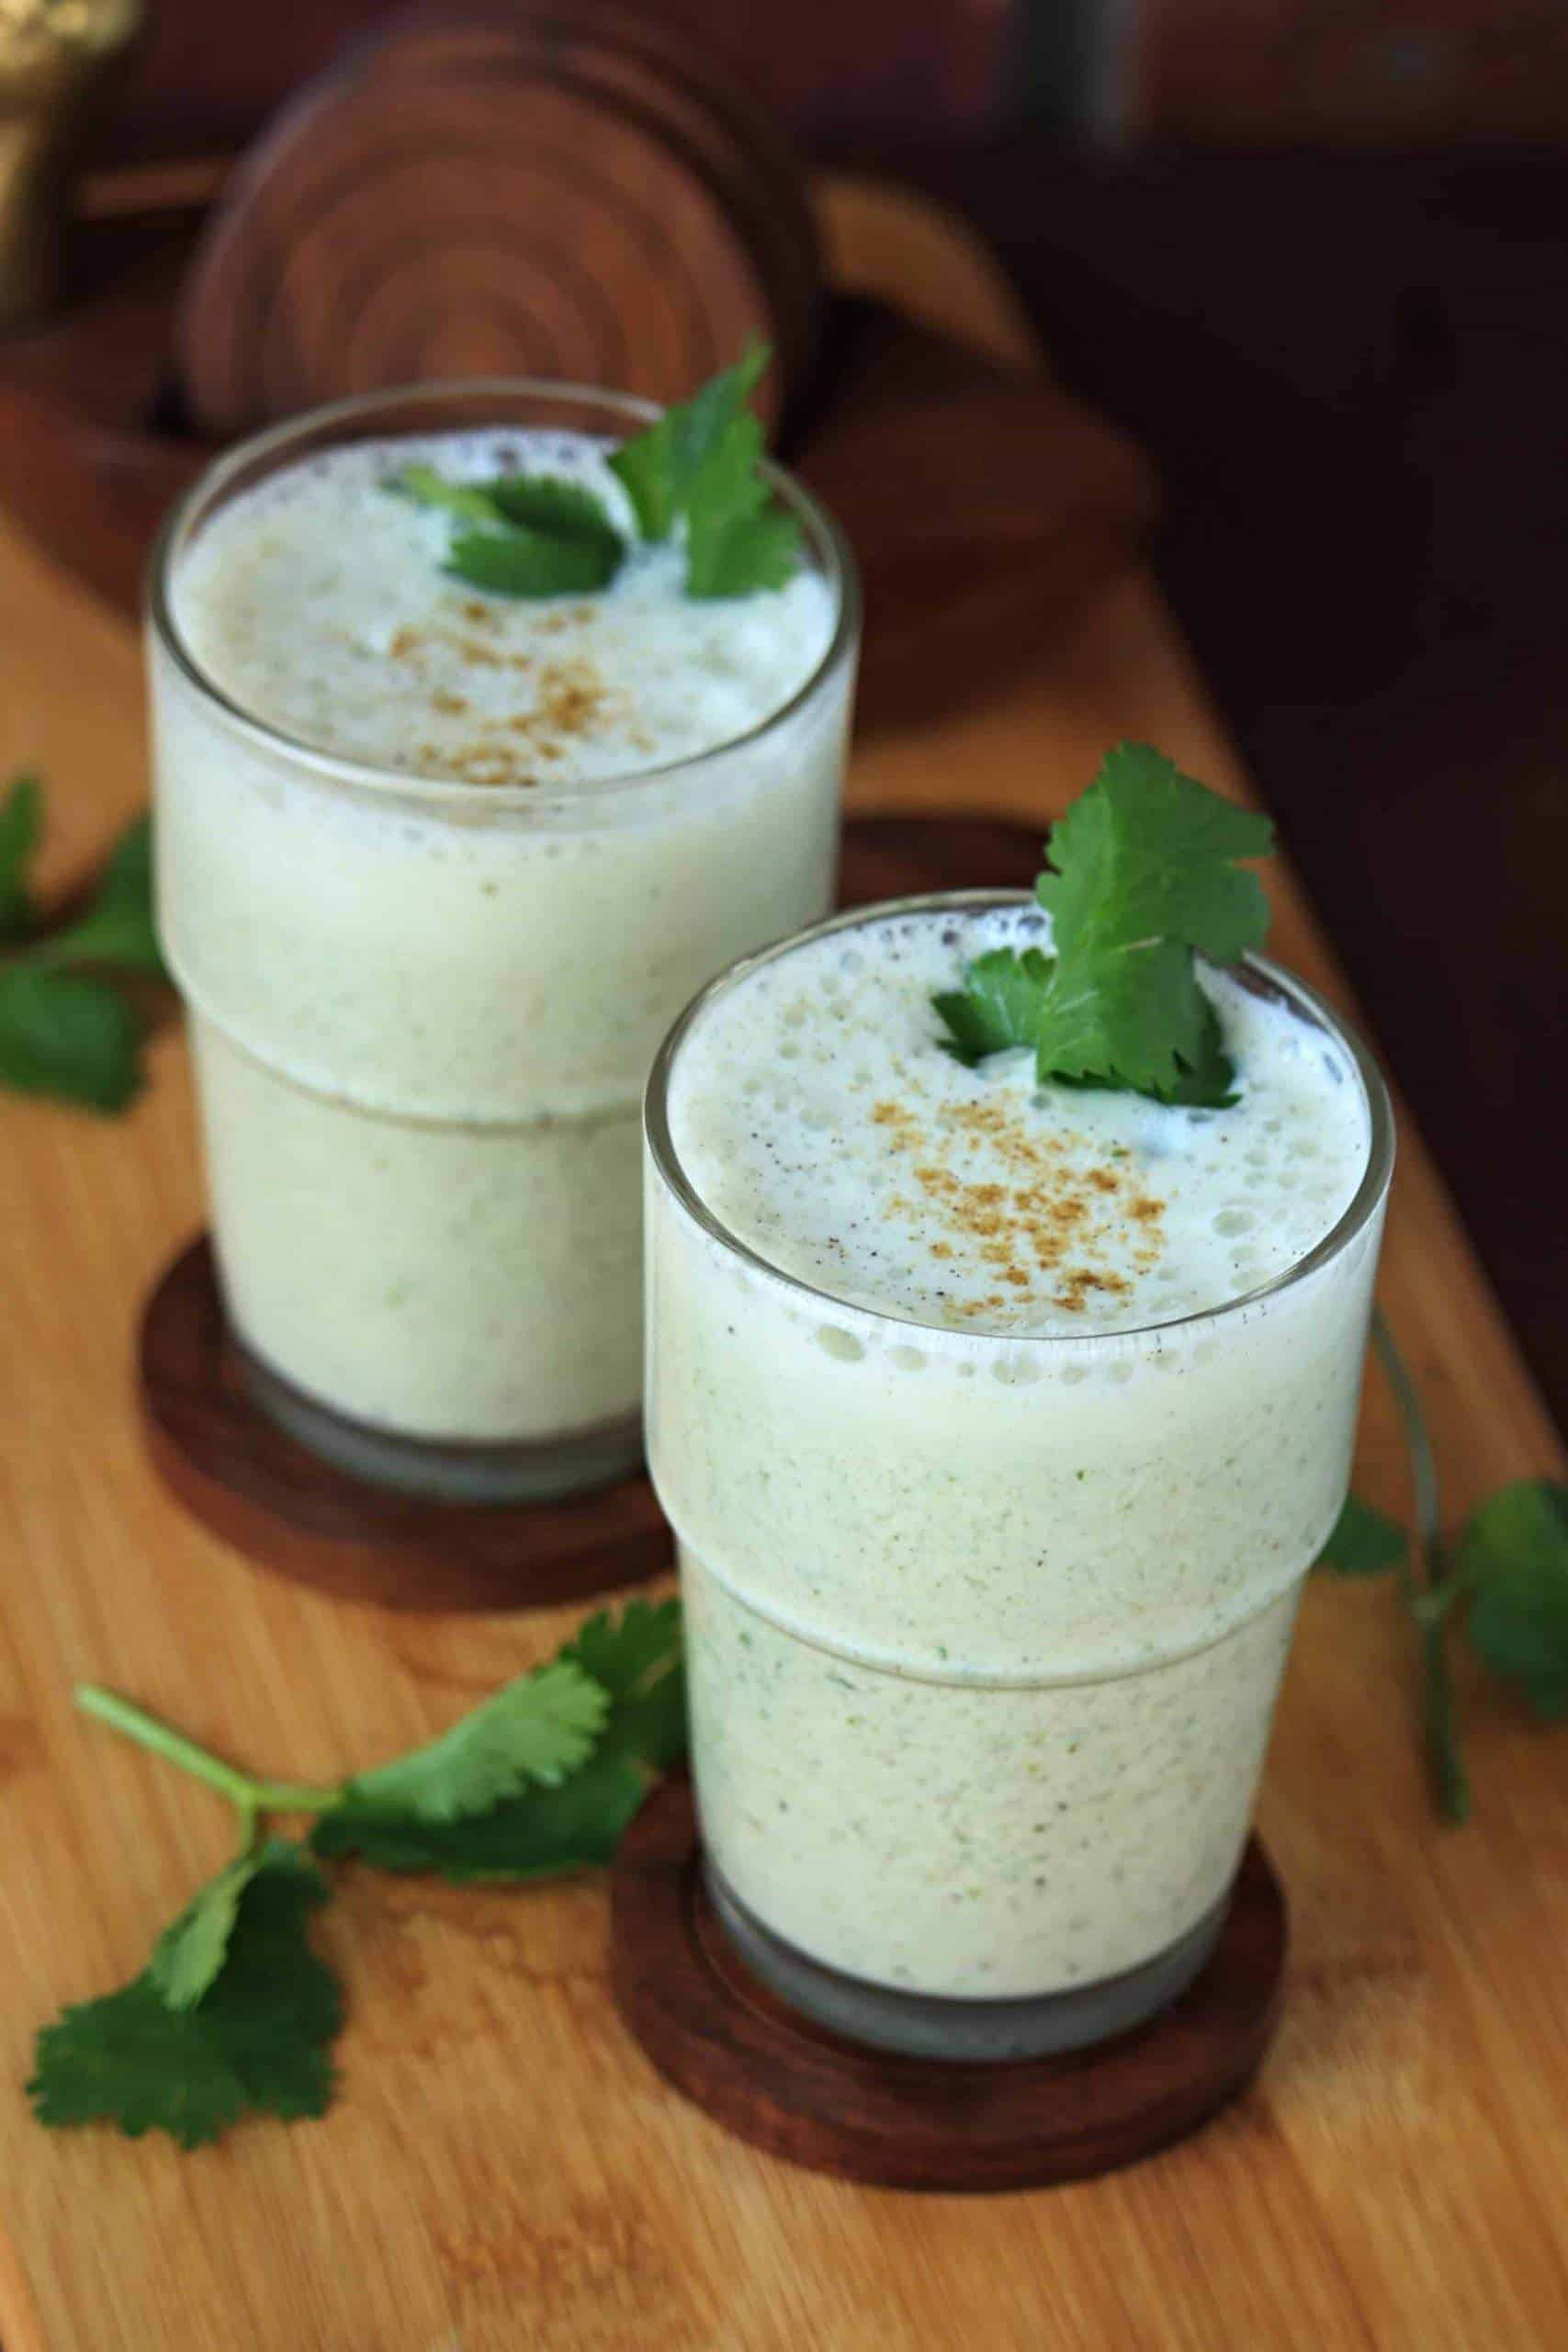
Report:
1371,1311,1471,1823
74,1687,343,1816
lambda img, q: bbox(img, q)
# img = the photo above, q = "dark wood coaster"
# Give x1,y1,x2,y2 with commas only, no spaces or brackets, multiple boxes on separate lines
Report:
140,1236,669,1611
610,1780,1287,2192
360,8,822,409
176,22,796,440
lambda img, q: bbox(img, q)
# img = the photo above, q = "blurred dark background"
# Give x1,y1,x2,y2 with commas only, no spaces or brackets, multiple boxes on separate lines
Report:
84,0,1568,1429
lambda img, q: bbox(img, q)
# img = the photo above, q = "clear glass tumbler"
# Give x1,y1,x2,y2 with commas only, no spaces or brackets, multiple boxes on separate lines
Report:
645,893,1393,2059
149,382,858,1502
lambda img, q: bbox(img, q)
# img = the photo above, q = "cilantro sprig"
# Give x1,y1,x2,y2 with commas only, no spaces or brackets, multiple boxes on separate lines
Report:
389,343,799,601
1315,1312,1568,1823
0,775,167,1113
29,1600,685,2147
31,1844,340,2150
933,744,1274,1109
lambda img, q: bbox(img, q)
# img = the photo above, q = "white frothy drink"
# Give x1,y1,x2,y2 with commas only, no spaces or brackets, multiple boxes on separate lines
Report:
647,897,1390,2027
152,401,852,1491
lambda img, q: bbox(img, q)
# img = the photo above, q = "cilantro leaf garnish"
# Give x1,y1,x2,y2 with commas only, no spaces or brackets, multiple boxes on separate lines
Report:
611,341,801,596
0,793,167,1114
444,523,622,598
390,348,798,599
608,342,767,541
560,1597,688,1774
486,472,624,560
333,1657,608,1826
390,462,505,525
932,745,1274,1107
0,966,142,1111
148,1840,278,2011
932,944,1053,1068
1459,1481,1568,1721
315,1601,686,1878
1315,1494,1408,1577
36,1602,687,2143
391,461,626,597
31,813,165,978
0,770,42,938
29,1842,340,2148
310,1742,648,1883
1317,1308,1568,1819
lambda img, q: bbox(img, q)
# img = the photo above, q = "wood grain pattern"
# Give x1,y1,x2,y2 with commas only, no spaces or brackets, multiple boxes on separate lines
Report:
611,1781,1286,2191
177,21,802,439
1,186,1566,2352
360,7,823,404
140,1236,667,1613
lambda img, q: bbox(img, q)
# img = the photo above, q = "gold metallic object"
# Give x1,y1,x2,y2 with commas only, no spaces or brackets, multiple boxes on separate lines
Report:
0,0,142,329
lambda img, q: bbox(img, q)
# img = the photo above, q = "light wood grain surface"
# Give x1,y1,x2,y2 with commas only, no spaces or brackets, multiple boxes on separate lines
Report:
2,190,1566,2352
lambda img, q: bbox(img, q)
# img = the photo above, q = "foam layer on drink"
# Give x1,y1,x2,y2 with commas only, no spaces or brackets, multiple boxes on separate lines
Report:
171,430,837,786
154,423,852,1455
667,903,1370,1336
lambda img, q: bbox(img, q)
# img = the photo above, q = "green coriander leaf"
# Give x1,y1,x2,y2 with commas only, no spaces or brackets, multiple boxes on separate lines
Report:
311,1742,647,1883
35,814,164,977
609,342,766,541
1460,1480,1568,1721
445,524,622,599
665,340,769,495
0,966,141,1111
932,944,1055,1067
685,502,802,600
394,458,626,595
1144,996,1242,1109
388,462,503,524
609,343,799,594
1036,932,1231,1102
0,770,42,938
336,1657,608,1826
1036,743,1275,963
1316,1493,1407,1577
29,1842,340,2148
606,425,676,542
1032,744,1273,1101
149,1842,274,2011
310,1600,686,1880
486,472,623,563
561,1597,687,1773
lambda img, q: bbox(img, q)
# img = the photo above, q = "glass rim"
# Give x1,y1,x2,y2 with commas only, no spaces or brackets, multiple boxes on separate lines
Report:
645,888,1396,1348
145,376,861,813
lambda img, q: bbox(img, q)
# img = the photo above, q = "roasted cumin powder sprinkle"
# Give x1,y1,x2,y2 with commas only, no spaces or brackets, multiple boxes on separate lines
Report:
386,619,616,785
872,1097,1165,1317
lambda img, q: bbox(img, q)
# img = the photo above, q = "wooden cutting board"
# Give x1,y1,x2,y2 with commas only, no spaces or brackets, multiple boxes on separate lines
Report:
1,182,1565,2352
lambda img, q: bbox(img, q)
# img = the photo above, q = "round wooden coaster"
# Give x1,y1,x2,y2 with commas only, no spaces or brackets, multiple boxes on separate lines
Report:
140,1236,668,1611
360,8,823,406
177,22,797,439
611,1781,1286,2191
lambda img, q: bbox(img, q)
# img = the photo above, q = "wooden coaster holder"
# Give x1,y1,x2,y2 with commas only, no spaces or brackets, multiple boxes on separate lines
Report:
611,1780,1287,2191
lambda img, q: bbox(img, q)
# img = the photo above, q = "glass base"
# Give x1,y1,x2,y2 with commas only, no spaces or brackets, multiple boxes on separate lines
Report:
705,1861,1229,2063
235,1340,643,1506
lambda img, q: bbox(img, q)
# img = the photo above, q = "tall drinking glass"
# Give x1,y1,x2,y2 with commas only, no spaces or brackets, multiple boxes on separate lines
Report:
149,382,858,1502
646,893,1393,2059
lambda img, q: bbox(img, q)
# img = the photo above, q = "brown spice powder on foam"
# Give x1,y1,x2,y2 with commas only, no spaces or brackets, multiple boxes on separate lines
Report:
387,617,620,784
872,1095,1166,1317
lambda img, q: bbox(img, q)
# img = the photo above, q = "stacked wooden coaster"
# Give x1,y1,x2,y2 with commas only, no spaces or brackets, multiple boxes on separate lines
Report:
176,2,822,436
0,2,825,605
